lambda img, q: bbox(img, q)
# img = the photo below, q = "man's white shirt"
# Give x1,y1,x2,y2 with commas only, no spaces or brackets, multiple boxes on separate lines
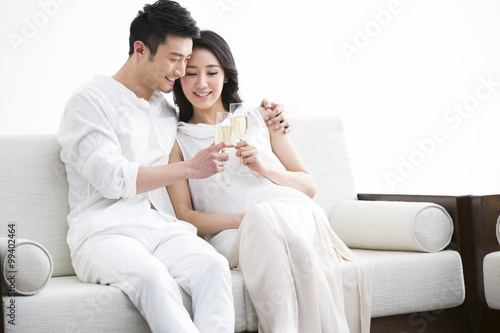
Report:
58,75,193,254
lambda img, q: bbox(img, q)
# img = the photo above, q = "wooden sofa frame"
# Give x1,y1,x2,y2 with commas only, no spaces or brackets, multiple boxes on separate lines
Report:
470,195,500,333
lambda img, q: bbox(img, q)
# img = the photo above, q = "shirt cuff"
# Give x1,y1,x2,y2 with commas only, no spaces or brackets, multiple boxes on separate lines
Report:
122,162,140,200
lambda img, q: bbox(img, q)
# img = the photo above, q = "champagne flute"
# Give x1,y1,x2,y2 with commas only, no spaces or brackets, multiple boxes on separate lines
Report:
230,103,252,176
214,111,232,186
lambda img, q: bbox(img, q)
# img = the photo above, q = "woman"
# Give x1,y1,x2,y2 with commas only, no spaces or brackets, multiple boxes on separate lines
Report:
168,30,373,333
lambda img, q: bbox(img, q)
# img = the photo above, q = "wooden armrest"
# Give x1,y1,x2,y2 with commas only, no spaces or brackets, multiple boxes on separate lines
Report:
472,194,500,255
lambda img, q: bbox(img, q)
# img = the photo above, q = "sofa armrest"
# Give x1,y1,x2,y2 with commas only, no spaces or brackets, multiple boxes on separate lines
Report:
471,194,500,331
359,193,478,331
472,195,500,255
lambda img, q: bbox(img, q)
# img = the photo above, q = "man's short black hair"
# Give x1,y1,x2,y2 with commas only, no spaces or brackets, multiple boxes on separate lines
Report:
129,0,200,57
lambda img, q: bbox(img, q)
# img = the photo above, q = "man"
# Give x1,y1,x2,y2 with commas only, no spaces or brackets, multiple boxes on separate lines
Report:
57,1,287,332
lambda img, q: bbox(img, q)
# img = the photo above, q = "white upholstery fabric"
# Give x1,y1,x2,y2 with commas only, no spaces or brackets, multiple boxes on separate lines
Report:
0,238,53,296
330,200,453,252
231,270,252,332
289,115,358,216
3,276,151,333
496,215,500,245
2,271,249,333
2,251,465,332
484,251,500,310
483,216,500,310
0,135,73,277
353,249,465,317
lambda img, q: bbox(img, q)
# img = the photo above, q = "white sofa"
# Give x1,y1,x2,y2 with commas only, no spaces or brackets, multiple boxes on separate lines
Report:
484,217,500,310
0,115,467,332
470,195,500,333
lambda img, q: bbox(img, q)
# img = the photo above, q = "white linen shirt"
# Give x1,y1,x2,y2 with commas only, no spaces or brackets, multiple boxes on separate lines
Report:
58,75,189,254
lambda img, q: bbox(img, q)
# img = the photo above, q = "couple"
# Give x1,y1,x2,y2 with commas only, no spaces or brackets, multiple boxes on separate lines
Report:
57,1,372,333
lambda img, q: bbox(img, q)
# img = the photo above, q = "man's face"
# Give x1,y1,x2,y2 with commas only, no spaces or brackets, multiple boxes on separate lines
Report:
141,35,193,95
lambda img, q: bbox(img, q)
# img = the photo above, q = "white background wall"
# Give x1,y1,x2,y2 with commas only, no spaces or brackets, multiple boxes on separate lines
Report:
1,0,499,196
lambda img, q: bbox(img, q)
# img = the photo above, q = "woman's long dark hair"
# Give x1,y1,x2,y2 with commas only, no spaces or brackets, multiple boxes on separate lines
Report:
173,30,242,122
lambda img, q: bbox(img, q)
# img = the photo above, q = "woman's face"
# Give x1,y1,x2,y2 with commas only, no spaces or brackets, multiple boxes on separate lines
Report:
180,47,226,113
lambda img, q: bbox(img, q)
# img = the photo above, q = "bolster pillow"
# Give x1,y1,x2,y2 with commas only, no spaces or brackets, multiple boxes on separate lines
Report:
329,200,453,252
496,215,500,245
0,238,53,296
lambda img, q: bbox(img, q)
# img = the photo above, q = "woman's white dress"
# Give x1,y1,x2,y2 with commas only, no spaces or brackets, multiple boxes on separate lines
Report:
176,108,373,333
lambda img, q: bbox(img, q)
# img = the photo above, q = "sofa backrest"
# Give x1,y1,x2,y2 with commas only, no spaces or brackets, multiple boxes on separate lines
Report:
0,135,73,277
290,115,358,215
0,115,357,278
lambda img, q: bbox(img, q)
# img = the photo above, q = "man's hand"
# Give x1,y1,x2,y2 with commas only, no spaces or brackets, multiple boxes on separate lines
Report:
185,142,235,179
260,98,291,134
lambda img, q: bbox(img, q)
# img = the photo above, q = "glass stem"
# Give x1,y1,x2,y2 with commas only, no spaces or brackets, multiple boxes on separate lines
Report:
238,139,244,170
220,170,227,185
219,148,229,186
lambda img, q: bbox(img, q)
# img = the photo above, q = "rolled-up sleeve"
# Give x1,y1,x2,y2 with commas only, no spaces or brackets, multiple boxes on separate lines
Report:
58,92,139,200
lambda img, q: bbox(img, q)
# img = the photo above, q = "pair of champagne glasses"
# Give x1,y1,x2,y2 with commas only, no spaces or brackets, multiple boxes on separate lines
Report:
214,103,252,186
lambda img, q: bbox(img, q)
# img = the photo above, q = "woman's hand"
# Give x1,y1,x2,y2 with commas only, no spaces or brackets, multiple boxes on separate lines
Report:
235,140,269,175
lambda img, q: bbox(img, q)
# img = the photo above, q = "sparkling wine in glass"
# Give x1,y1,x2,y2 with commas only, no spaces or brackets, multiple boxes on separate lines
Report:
230,103,252,176
214,111,232,186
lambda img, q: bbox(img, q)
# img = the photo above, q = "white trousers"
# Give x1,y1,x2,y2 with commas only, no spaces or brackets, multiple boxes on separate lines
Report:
226,201,373,333
72,219,234,333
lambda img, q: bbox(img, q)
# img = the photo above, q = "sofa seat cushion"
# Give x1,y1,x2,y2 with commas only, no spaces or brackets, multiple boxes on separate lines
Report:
2,271,253,333
2,276,150,333
352,249,465,317
484,251,500,310
2,251,465,331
